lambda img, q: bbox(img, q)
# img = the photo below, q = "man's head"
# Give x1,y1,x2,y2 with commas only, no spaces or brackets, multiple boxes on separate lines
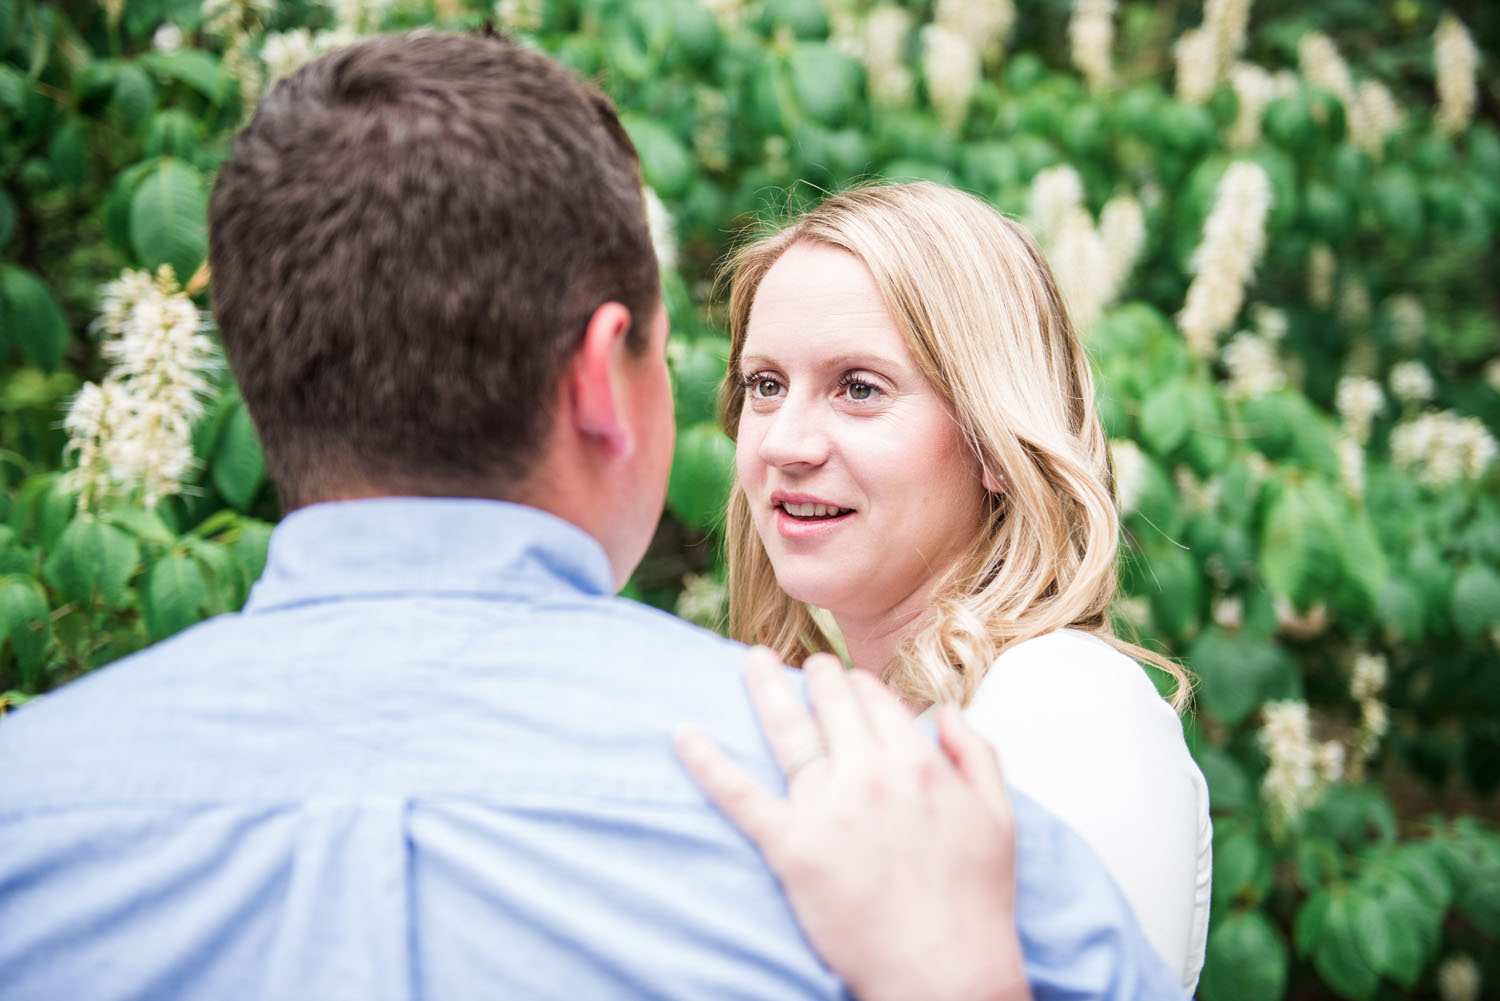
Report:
208,31,672,585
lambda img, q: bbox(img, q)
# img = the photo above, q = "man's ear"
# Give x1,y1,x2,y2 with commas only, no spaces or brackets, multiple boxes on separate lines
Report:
567,302,635,457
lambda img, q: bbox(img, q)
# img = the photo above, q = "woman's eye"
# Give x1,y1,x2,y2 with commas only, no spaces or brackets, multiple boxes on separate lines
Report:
756,378,780,397
847,381,874,401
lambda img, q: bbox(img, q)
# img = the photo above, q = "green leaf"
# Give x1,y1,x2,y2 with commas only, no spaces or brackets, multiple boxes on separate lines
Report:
1293,888,1331,955
0,64,25,117
671,336,729,425
1311,890,1380,999
1365,878,1432,987
211,401,267,512
1138,541,1202,643
0,266,70,371
1376,576,1424,642
142,551,210,641
109,62,157,130
129,158,208,282
1348,888,1394,979
100,505,178,547
1334,509,1388,612
0,573,50,689
0,186,14,252
667,422,734,532
103,158,157,255
42,515,141,607
140,49,226,103
47,116,87,188
788,42,860,126
1452,563,1500,640
1183,379,1230,476
1188,628,1296,726
1198,909,1288,1001
230,518,273,581
1213,825,1272,910
1139,380,1191,456
1259,477,1340,611
144,108,200,160
181,536,249,612
620,115,694,199
1196,745,1252,813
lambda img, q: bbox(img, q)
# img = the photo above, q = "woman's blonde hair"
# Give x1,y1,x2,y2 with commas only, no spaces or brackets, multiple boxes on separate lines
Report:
719,182,1190,711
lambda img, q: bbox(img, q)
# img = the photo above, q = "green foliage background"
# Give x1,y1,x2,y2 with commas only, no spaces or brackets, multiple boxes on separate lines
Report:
1,0,1498,997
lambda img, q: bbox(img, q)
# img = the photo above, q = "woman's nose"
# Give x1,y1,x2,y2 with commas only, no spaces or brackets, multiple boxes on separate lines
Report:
756,395,830,469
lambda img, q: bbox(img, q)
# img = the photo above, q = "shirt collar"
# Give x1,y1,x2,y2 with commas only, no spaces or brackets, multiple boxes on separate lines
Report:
243,497,615,612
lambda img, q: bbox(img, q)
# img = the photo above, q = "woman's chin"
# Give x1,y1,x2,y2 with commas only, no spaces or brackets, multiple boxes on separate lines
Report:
774,576,859,619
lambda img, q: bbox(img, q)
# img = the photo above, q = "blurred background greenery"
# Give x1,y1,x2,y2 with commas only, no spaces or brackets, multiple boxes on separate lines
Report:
1,1,1498,998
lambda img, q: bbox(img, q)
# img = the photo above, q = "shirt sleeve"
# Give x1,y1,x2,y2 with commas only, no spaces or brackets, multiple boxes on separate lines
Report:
962,630,1211,990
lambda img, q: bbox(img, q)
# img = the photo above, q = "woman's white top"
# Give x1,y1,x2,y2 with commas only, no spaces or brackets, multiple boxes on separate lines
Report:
927,629,1212,991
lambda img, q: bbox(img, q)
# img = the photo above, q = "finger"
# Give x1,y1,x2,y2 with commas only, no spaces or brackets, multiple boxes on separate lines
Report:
674,724,788,846
936,704,1013,821
846,668,930,753
802,653,873,754
743,647,827,777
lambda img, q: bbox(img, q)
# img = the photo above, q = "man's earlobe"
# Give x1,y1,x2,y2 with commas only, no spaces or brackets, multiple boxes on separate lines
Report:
568,302,635,457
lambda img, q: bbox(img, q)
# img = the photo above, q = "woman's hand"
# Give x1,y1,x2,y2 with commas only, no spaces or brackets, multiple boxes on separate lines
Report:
675,648,1032,1001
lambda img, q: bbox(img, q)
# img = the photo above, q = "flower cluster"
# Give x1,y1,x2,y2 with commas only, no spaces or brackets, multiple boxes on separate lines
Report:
698,0,745,29
1173,0,1252,103
202,0,273,38
1109,439,1147,513
1347,651,1389,779
494,0,543,32
857,5,917,106
644,187,679,273
335,0,395,33
1260,700,1343,829
1335,376,1384,444
1386,293,1426,350
1177,161,1272,356
63,267,222,510
1306,243,1336,309
1389,361,1436,405
1069,0,1116,94
1298,32,1403,159
691,89,731,172
1339,279,1372,328
1221,331,1285,399
1098,195,1146,298
1336,435,1366,498
1435,14,1478,136
921,23,980,132
934,0,1014,65
202,0,274,111
675,572,727,630
1026,167,1144,332
1225,63,1296,148
261,28,358,84
1390,411,1498,487
1437,954,1482,1001
1174,467,1221,516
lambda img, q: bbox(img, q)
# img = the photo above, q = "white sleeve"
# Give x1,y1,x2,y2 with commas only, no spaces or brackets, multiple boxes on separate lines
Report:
962,630,1212,990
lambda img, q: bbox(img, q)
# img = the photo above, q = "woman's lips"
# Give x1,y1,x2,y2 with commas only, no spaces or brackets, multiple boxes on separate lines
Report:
773,502,855,539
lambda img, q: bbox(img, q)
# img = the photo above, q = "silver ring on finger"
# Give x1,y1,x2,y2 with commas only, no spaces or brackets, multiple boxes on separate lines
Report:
782,743,828,782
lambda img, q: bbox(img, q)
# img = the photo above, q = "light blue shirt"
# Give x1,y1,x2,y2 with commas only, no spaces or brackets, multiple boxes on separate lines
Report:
0,498,1186,1000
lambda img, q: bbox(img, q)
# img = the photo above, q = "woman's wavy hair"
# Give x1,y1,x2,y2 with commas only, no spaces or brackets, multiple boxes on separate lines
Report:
718,182,1191,711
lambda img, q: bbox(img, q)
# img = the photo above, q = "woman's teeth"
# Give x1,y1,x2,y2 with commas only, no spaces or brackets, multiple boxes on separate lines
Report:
782,502,848,518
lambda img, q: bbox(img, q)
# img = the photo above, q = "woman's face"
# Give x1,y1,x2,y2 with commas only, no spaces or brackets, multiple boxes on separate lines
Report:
735,242,990,621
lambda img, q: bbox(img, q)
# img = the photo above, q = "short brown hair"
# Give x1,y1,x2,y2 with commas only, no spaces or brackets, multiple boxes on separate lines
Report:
208,32,659,508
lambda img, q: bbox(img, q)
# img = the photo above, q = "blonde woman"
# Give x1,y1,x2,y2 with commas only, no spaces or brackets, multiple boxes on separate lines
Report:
682,182,1211,991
